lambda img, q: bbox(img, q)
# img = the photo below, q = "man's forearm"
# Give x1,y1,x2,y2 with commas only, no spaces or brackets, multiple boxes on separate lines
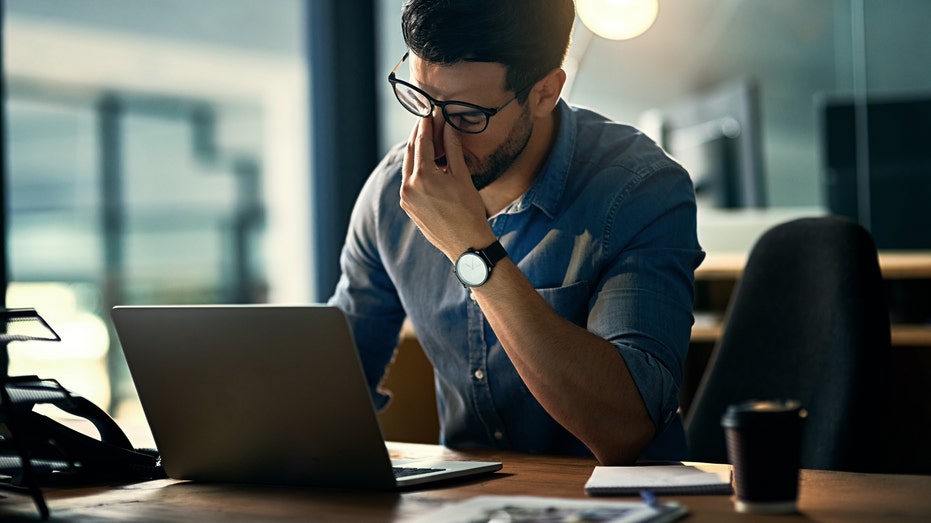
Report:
471,258,656,465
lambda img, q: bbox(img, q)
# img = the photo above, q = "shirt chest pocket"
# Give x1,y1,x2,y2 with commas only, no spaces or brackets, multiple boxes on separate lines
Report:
535,280,592,327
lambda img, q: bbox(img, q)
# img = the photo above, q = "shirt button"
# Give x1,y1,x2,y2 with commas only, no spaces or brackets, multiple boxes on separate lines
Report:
493,430,504,441
473,369,485,380
469,291,477,302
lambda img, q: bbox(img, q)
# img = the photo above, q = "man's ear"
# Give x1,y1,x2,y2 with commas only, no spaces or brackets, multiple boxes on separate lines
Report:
528,68,567,119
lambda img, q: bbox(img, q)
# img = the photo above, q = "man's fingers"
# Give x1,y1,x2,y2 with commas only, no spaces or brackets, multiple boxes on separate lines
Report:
443,121,469,182
402,120,418,181
412,116,438,175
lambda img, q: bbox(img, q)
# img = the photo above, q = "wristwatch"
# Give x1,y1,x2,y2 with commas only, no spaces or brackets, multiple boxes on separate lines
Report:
454,240,508,288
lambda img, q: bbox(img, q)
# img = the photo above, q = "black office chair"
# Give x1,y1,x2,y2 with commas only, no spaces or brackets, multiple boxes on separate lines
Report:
685,216,892,472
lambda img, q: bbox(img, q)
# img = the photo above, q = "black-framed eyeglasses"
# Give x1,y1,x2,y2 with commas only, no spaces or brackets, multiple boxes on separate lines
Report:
388,51,530,134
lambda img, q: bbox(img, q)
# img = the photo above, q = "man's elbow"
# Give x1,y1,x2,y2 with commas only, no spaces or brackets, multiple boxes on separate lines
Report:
589,420,656,466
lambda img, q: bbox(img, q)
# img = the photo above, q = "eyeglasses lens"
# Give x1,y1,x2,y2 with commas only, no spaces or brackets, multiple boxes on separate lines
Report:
443,105,488,133
392,81,490,134
393,83,431,117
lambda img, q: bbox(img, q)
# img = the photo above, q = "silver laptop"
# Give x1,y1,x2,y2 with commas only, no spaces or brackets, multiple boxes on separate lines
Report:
110,304,501,488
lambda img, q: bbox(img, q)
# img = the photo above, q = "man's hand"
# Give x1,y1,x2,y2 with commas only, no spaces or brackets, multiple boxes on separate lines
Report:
399,116,495,261
400,116,656,466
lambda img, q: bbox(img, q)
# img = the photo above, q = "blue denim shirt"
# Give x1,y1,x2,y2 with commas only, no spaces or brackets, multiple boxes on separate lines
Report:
329,100,704,460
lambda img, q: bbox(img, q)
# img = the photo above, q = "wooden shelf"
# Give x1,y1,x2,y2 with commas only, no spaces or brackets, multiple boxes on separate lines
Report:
697,251,931,280
693,251,931,347
878,252,931,279
690,324,723,343
692,322,931,347
891,325,931,346
694,253,748,279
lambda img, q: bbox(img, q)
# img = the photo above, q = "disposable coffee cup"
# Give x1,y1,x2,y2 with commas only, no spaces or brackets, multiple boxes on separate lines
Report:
721,399,807,514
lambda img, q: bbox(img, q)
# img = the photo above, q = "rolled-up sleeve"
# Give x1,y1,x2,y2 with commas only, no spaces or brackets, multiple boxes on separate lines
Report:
328,148,408,410
588,162,705,436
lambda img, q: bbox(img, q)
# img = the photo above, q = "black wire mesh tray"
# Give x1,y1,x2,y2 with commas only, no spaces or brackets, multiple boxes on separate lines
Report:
0,308,62,344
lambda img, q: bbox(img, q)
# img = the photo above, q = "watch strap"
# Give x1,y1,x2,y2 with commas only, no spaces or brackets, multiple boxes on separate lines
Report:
477,240,507,268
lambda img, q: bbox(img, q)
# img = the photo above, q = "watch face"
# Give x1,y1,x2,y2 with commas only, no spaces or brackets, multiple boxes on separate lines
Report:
456,252,489,287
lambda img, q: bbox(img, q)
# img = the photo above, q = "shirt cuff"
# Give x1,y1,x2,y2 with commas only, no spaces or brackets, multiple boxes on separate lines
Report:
615,345,680,432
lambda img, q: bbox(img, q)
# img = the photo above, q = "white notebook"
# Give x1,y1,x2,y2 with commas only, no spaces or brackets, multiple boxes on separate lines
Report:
585,464,733,496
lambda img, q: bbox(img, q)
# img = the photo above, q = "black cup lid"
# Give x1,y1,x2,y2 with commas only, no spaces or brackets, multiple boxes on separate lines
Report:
721,399,807,428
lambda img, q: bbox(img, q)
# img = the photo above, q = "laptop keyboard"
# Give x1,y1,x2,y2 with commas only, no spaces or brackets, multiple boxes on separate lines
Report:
392,466,445,479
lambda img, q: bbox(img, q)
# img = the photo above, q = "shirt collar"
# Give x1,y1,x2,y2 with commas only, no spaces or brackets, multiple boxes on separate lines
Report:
510,99,574,219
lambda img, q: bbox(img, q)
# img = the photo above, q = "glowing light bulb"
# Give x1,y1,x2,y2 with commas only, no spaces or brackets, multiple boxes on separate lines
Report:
577,0,659,41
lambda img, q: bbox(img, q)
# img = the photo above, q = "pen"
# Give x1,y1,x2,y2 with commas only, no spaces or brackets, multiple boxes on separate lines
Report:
640,489,658,508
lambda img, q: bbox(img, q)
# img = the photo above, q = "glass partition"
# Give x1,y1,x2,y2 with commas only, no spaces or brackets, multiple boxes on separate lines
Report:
4,0,307,416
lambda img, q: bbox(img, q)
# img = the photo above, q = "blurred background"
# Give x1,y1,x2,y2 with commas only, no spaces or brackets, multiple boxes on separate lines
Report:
3,0,930,424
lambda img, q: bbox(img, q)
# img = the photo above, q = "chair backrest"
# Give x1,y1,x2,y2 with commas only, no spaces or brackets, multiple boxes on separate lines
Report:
685,216,891,472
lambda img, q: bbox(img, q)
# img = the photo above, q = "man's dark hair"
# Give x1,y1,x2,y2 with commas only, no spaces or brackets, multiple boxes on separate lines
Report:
401,0,575,101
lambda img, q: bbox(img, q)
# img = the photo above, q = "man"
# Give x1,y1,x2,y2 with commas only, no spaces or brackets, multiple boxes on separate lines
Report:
329,0,704,465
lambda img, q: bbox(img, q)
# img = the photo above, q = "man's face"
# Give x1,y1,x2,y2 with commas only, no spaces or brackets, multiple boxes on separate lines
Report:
406,54,534,190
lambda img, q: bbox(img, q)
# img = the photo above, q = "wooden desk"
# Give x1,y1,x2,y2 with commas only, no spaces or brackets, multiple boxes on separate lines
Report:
3,443,930,522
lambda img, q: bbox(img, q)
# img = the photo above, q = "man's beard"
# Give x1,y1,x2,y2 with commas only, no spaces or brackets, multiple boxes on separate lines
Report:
466,108,534,191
